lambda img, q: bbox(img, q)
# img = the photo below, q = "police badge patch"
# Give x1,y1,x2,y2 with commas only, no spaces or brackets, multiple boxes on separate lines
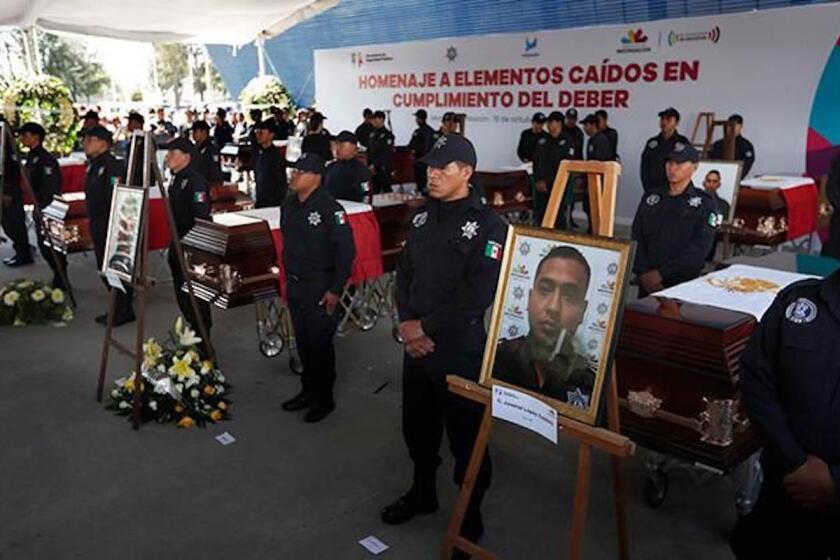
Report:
412,211,428,228
308,211,322,226
647,139,658,149
688,196,702,208
646,194,660,206
785,298,817,324
461,220,479,240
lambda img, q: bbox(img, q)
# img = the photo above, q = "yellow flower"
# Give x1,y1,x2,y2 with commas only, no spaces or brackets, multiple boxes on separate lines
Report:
203,385,216,396
3,291,20,306
123,372,143,393
210,410,223,421
200,360,213,374
50,289,65,304
177,416,195,429
143,339,163,368
218,401,228,411
168,354,197,383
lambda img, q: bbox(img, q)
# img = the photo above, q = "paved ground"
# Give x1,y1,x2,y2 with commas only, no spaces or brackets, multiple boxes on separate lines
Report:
0,236,738,559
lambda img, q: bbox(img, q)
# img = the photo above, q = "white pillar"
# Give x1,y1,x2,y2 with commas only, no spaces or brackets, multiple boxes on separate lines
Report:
255,35,266,77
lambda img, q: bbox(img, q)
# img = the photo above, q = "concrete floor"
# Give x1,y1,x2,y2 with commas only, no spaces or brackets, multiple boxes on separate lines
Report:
0,238,738,560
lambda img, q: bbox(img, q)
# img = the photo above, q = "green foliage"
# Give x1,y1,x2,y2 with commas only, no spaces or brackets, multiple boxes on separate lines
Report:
2,75,78,155
154,43,189,107
130,90,143,102
39,33,110,100
239,75,296,113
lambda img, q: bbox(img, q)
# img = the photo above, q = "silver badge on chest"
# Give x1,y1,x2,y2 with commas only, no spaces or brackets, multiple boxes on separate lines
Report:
412,211,428,228
646,194,660,206
785,297,817,324
308,211,321,226
461,220,479,240
688,196,702,208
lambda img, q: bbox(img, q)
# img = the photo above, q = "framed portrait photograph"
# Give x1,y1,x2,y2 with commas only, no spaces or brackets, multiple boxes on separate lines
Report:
480,226,634,425
102,184,147,282
692,160,743,224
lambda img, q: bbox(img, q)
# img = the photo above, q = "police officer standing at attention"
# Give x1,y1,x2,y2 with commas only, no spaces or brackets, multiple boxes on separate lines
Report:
280,152,355,423
381,134,507,554
324,131,371,202
190,120,223,186
355,108,374,149
302,112,333,162
253,121,287,208
408,109,435,194
632,142,716,297
564,108,584,160
19,122,68,288
581,114,611,161
83,126,135,325
367,111,395,194
516,112,546,164
595,109,619,161
213,108,234,151
160,137,213,336
731,272,840,559
710,114,755,178
533,111,575,228
1,125,30,268
640,107,690,193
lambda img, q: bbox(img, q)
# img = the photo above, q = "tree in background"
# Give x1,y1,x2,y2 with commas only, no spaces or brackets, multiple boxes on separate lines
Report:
40,33,110,101
188,45,227,103
154,43,189,108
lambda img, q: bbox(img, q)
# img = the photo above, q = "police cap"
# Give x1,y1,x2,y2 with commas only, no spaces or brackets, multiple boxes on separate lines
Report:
580,114,599,125
191,120,210,132
547,111,564,122
160,136,196,156
253,120,277,134
531,112,546,123
19,122,46,139
419,134,477,168
666,141,699,164
373,110,386,120
442,111,456,122
81,125,112,144
334,130,357,144
565,108,578,118
413,109,428,120
292,152,326,175
658,107,681,121
127,111,145,125
728,114,744,124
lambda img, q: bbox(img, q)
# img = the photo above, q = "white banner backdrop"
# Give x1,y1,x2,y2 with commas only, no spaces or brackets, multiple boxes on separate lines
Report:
314,4,840,222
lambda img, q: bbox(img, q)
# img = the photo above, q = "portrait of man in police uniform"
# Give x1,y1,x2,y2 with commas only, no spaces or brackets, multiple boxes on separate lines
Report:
481,228,633,425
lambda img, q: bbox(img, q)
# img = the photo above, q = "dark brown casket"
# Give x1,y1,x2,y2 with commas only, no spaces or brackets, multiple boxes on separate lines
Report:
728,187,788,246
615,296,760,472
181,213,278,309
210,183,254,214
372,193,425,273
474,169,532,214
392,146,415,185
41,192,93,253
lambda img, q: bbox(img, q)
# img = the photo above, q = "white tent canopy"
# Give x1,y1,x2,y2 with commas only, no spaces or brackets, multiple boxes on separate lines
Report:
0,0,338,44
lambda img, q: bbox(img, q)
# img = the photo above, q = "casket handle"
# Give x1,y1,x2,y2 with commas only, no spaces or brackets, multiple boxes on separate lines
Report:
626,388,662,418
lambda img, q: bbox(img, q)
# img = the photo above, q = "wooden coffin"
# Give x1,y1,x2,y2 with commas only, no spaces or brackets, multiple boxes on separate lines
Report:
615,296,760,472
474,170,532,214
728,187,788,246
181,213,278,309
210,183,254,214
41,192,93,253
372,193,425,273
392,146,415,185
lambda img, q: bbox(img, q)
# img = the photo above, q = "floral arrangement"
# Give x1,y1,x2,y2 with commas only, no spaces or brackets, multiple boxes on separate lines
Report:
2,75,77,155
107,317,231,428
239,75,296,115
0,279,74,326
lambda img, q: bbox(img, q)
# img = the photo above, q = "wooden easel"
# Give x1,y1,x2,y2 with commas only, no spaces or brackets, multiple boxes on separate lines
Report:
95,131,214,429
442,160,634,560
0,122,77,308
690,112,735,159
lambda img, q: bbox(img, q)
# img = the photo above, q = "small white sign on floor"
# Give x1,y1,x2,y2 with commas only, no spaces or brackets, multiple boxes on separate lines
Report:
104,270,126,292
214,432,236,446
359,535,389,555
492,384,558,444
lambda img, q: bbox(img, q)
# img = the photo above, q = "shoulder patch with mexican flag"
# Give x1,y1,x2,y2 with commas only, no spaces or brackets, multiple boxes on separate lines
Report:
334,210,347,225
194,191,208,203
485,240,503,261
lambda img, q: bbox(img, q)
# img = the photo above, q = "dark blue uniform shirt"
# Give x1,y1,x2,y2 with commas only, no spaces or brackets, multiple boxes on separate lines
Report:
323,158,371,203
24,145,62,208
168,164,211,238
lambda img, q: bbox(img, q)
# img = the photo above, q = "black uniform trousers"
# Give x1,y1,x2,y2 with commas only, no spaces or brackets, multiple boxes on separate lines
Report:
402,322,492,499
1,194,30,258
287,277,339,407
90,219,134,317
413,162,428,195
731,469,840,559
167,248,212,332
372,165,392,194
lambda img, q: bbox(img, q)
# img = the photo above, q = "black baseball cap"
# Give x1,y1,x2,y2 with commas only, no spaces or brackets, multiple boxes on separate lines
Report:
442,111,456,122
658,107,681,120
127,111,145,125
373,110,386,119
413,109,428,120
19,122,46,139
292,152,326,175
81,125,112,144
334,130,357,144
419,134,477,168
547,111,564,122
565,108,578,118
160,136,196,155
666,141,699,164
191,120,210,132
531,112,546,123
82,110,99,121
581,114,599,125
253,120,276,134
728,114,744,124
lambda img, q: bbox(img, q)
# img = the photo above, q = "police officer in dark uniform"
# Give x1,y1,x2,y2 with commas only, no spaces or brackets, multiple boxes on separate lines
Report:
408,109,435,194
83,126,135,325
564,108,584,160
709,114,755,178
516,112,546,163
732,273,840,559
381,134,507,553
632,142,716,297
213,108,234,151
367,110,395,194
19,122,68,288
582,114,612,162
1,126,31,268
160,137,213,335
533,111,575,228
279,152,355,423
355,108,374,149
253,121,287,208
302,112,333,162
190,120,223,186
324,131,371,202
640,107,690,192
595,109,619,161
